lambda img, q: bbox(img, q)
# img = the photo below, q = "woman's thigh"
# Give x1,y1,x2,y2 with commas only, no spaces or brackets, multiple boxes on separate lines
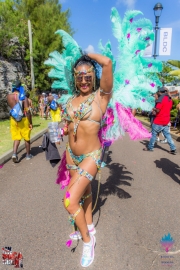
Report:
65,157,98,205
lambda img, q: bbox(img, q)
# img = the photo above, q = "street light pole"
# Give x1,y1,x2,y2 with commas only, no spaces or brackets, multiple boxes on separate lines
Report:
153,3,163,59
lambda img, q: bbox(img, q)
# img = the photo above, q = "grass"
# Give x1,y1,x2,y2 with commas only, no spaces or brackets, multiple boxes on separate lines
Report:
136,114,150,123
0,116,51,156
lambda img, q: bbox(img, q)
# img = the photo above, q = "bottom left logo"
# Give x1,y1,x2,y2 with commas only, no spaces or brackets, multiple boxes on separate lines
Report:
2,247,23,268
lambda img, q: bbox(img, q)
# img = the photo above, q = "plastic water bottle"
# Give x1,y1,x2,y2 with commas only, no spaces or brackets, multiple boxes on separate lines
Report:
101,141,112,163
48,122,60,143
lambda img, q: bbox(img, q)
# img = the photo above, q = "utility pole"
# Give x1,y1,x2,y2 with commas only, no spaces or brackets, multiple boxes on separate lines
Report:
28,20,35,89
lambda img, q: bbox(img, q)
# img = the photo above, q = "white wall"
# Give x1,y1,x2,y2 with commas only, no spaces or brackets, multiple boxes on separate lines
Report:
166,86,180,92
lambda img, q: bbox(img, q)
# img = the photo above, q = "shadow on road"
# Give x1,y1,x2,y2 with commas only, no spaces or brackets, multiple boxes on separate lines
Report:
92,151,133,223
154,158,180,184
140,140,169,153
18,146,43,162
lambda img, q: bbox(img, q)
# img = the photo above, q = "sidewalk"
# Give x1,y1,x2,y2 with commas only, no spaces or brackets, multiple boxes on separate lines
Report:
0,128,47,165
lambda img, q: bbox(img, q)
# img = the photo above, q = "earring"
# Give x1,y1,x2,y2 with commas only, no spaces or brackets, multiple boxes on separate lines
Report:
93,76,96,91
74,76,78,92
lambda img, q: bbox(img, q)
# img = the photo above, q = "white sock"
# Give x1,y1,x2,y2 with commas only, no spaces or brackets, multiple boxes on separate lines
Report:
83,236,92,246
87,223,94,230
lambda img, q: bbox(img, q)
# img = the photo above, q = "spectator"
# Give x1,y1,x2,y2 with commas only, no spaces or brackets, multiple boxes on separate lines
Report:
176,102,180,134
7,80,33,162
47,91,61,122
143,86,177,154
38,94,44,118
131,109,137,116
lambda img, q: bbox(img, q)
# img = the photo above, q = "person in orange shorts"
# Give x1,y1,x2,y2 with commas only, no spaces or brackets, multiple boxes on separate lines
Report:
7,80,33,163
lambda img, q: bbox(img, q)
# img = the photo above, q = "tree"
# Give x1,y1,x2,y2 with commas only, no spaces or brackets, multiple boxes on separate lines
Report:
158,61,174,85
167,60,180,78
0,0,73,90
0,0,28,58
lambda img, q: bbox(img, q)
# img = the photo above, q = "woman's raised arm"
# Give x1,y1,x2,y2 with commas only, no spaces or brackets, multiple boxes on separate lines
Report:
87,53,113,95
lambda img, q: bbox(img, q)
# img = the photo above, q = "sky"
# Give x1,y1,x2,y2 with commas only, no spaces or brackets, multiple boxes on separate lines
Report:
60,0,180,62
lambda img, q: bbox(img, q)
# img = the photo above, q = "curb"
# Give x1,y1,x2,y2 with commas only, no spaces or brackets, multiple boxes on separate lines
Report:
139,119,180,142
0,128,47,165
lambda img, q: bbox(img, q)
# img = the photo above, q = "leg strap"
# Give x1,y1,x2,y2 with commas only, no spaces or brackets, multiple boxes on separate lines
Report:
80,192,92,206
68,205,82,225
66,164,94,181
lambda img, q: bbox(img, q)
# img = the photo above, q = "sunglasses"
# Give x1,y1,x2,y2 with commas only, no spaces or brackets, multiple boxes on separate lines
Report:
76,75,92,83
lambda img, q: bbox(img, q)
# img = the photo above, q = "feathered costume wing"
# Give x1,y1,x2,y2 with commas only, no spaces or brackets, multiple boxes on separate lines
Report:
45,8,162,189
99,8,162,143
44,30,82,104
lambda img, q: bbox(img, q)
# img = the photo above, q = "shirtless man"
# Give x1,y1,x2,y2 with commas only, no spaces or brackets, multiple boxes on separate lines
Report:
7,80,33,162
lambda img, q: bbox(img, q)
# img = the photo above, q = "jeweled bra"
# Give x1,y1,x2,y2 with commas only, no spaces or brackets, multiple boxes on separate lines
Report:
62,92,96,138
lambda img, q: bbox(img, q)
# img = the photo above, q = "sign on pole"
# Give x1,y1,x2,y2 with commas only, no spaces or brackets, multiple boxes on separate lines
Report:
159,28,172,56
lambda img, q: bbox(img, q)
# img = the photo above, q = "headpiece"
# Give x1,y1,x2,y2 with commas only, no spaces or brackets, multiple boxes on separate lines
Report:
74,66,94,75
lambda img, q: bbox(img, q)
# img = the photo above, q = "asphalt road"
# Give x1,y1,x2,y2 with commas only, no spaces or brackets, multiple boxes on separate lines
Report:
0,133,180,270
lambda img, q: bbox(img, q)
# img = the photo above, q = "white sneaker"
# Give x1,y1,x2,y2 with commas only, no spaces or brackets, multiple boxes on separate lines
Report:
69,227,96,240
160,139,167,144
26,154,34,160
12,154,18,163
81,235,96,268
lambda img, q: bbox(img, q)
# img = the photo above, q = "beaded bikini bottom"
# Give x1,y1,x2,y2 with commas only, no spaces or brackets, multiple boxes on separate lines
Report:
66,143,102,181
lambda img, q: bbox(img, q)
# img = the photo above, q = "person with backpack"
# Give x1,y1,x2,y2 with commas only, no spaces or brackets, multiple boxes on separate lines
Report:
47,91,61,122
7,80,33,162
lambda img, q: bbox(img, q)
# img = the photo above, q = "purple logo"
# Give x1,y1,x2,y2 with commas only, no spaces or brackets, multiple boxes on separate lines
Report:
160,233,174,252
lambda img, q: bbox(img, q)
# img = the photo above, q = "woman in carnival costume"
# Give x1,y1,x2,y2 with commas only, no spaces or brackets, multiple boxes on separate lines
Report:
64,53,113,267
46,49,113,267
45,7,162,268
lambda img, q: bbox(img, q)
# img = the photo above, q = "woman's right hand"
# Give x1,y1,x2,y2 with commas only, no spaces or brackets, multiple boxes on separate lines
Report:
63,126,68,136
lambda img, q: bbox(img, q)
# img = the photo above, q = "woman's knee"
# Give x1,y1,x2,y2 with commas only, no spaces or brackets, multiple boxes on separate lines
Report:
63,194,79,213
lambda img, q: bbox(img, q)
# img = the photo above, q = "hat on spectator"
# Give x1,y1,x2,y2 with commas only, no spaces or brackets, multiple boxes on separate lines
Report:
158,86,168,93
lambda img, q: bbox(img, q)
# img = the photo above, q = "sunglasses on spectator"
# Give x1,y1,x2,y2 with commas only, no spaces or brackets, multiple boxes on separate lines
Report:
76,75,92,83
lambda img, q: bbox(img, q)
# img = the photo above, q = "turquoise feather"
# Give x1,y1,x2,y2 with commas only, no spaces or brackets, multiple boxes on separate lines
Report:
106,7,163,111
45,30,82,94
110,7,122,40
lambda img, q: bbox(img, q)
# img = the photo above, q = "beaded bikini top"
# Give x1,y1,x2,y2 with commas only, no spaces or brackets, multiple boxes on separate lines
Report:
62,92,101,138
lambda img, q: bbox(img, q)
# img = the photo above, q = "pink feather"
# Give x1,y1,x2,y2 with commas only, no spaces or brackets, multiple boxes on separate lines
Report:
116,102,151,140
99,107,114,144
56,151,70,189
66,239,72,248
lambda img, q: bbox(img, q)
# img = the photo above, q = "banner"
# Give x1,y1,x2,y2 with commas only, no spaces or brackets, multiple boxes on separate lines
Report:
159,28,172,56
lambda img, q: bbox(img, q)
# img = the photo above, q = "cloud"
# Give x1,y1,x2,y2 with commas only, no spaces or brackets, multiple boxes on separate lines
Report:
84,45,95,53
116,0,136,9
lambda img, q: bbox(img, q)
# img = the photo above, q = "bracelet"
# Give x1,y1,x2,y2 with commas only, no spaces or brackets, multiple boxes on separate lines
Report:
100,89,112,95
